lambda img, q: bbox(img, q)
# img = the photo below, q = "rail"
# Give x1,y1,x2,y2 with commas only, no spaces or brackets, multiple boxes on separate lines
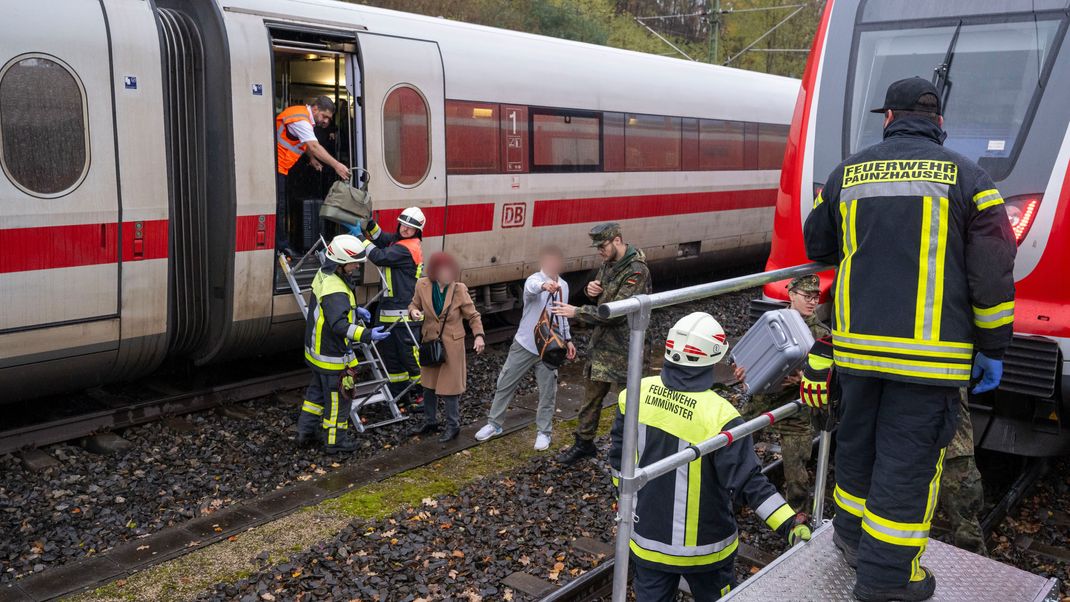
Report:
599,262,828,602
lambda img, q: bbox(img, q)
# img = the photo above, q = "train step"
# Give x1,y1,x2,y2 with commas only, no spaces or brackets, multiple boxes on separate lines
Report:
722,522,1060,601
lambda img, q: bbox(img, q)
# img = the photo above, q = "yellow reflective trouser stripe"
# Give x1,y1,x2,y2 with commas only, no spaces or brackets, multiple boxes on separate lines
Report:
836,200,857,332
834,485,865,517
301,400,324,415
684,457,702,547
861,448,944,582
914,196,948,340
324,391,339,444
973,301,1015,329
721,585,731,596
834,350,971,381
973,188,1004,211
629,535,739,567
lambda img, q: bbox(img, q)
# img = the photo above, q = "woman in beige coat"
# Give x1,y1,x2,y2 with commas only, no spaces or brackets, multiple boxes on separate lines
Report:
407,252,485,442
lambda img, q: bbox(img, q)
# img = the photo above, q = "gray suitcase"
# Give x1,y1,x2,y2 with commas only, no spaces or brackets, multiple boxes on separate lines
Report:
730,308,815,396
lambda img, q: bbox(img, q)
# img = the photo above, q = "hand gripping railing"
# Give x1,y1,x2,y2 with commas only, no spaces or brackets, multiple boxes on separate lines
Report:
600,262,827,602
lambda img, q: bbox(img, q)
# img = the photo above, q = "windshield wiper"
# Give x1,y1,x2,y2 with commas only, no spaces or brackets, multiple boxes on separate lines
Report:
932,20,963,110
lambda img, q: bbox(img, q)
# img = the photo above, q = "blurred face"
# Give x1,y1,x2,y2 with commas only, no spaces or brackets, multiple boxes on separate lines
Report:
399,225,418,238
789,288,820,317
540,253,562,277
341,262,361,275
436,264,458,285
312,107,334,128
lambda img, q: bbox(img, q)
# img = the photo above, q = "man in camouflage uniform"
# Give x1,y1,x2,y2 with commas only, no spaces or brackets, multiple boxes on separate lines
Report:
551,222,651,465
939,390,986,554
736,275,830,510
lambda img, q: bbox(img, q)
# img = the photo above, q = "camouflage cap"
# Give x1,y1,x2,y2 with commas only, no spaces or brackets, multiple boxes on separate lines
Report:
589,222,622,247
788,274,820,293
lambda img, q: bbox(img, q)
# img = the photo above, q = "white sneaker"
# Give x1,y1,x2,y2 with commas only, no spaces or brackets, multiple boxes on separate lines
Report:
534,432,552,451
475,423,502,441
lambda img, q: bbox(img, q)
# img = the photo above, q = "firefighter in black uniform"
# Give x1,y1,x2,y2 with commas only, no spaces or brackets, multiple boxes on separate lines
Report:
803,78,1016,601
298,234,390,453
359,207,427,405
610,312,810,601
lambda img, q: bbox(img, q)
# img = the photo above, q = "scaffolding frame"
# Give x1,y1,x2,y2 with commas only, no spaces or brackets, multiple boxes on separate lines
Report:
597,262,828,601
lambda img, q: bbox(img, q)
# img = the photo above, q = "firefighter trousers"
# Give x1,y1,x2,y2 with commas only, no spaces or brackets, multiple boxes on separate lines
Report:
380,320,421,400
631,557,735,602
298,372,351,445
832,373,958,589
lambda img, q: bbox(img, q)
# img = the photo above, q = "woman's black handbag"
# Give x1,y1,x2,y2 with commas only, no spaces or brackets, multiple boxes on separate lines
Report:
418,286,453,368
534,291,569,369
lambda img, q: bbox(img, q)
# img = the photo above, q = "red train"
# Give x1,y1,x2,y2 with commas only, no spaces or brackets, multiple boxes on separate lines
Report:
760,0,1070,455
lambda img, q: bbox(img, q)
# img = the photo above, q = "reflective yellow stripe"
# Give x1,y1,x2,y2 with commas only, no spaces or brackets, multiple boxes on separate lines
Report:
931,197,949,339
387,371,409,383
384,267,394,297
833,338,971,360
813,191,824,208
301,400,324,415
914,196,948,340
415,263,424,278
368,222,382,239
836,200,857,332
304,349,359,371
834,485,865,517
915,196,933,339
832,329,972,350
834,350,971,381
766,504,795,531
629,536,738,568
973,301,1015,329
973,188,1004,211
684,457,702,547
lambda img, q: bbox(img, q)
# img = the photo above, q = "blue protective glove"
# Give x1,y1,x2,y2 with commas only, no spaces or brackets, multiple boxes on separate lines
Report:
346,221,362,237
356,306,371,323
971,352,1003,394
370,326,391,342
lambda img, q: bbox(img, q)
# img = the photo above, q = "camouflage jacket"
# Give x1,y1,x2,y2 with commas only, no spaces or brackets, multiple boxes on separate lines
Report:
573,245,652,384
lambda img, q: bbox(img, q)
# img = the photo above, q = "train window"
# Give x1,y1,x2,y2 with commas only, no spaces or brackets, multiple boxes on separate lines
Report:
682,118,699,171
0,55,88,197
383,85,430,186
758,123,789,170
625,114,682,171
603,112,625,171
531,110,601,172
698,120,745,170
446,100,500,175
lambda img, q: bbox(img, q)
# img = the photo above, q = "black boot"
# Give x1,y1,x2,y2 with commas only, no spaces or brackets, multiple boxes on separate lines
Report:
555,435,597,465
438,426,460,443
325,431,360,454
296,429,321,448
853,568,936,602
407,420,440,437
833,531,858,569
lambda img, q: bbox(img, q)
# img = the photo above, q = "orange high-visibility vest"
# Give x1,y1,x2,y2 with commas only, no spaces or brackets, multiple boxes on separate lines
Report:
276,105,314,175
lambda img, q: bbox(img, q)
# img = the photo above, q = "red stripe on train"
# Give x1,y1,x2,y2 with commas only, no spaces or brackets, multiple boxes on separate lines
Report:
531,188,778,227
375,203,496,237
0,220,168,274
235,214,275,252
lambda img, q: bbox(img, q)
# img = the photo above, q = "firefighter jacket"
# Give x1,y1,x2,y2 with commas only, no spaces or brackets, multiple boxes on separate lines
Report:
304,268,370,373
804,117,1017,387
609,371,797,573
572,245,651,384
363,220,424,322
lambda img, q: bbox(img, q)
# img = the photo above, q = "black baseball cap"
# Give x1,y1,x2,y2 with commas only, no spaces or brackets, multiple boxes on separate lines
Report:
869,77,942,114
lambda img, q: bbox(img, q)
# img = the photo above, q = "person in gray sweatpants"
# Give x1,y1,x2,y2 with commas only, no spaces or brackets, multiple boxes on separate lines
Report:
475,245,576,450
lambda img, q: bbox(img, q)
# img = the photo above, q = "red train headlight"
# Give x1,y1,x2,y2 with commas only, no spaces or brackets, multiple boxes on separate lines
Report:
1004,194,1041,245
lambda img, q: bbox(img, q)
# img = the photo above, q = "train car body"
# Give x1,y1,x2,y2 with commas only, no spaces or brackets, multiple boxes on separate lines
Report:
0,0,797,402
762,0,1070,455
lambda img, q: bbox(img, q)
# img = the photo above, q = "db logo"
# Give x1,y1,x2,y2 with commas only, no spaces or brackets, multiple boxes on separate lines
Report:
502,203,526,229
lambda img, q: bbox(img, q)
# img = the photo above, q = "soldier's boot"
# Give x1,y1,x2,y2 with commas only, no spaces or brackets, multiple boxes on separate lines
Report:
853,567,936,602
941,455,987,555
555,435,597,465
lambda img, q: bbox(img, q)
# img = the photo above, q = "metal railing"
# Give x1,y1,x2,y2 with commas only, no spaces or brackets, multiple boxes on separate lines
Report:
600,262,827,602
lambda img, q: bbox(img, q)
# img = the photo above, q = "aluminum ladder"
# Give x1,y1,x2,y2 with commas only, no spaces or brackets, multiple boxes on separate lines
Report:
277,237,415,432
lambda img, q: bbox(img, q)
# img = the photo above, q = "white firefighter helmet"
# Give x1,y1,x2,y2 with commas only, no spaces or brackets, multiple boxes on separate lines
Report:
324,234,367,264
664,312,728,367
398,206,427,231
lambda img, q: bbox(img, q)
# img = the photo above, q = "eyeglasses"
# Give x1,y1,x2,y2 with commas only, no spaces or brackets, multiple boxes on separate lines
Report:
791,291,821,303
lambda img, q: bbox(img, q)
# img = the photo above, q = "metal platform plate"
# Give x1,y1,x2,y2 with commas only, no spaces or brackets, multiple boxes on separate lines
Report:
722,523,1060,602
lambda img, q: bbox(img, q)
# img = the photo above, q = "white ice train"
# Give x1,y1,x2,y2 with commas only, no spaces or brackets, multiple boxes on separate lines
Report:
0,0,797,402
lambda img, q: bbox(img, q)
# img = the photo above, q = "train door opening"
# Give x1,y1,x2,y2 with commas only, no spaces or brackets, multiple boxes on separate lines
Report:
270,30,363,290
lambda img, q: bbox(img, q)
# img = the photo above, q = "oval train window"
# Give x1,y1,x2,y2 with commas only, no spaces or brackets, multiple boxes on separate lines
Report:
382,85,430,186
0,55,89,197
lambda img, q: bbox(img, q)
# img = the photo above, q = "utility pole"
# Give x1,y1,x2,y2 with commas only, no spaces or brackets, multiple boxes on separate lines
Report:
708,0,721,63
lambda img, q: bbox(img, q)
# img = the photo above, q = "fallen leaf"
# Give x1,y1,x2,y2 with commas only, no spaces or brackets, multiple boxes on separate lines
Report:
452,550,465,558
448,569,459,579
